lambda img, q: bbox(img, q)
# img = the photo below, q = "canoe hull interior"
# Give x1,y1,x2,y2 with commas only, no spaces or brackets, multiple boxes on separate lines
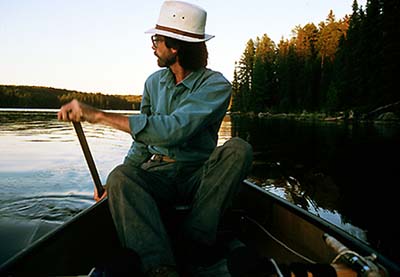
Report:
232,180,398,276
0,180,398,276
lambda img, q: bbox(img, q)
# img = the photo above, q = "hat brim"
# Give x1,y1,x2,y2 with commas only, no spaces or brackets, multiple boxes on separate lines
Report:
145,28,214,43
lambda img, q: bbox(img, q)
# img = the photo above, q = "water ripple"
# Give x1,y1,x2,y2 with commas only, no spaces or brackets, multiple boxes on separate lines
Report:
0,194,94,224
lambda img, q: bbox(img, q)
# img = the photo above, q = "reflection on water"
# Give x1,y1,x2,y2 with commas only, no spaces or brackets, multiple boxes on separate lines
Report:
232,115,400,263
217,115,232,146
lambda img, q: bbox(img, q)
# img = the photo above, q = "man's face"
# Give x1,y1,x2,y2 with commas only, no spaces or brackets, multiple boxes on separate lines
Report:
151,35,177,68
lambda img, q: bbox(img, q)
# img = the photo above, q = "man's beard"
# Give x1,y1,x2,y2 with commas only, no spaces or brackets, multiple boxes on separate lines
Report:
156,53,177,68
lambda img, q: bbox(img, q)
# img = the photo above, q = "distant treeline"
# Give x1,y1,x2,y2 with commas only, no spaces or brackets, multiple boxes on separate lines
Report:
0,85,142,110
231,0,400,118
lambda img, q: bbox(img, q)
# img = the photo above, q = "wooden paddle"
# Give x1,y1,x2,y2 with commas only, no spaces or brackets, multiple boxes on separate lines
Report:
72,121,105,198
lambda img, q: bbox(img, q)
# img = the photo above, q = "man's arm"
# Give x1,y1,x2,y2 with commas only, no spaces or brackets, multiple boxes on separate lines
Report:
57,99,131,133
130,73,231,147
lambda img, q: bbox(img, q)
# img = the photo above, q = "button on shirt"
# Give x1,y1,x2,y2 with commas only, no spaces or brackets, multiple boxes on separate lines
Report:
124,67,231,166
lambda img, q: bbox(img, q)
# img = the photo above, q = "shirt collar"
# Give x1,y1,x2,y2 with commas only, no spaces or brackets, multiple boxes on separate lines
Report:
160,68,206,91
180,68,205,90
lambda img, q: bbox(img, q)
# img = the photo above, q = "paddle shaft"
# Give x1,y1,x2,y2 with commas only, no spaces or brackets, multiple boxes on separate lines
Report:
72,121,105,198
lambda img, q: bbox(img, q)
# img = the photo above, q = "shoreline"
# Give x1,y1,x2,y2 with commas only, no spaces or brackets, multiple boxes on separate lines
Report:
230,110,400,124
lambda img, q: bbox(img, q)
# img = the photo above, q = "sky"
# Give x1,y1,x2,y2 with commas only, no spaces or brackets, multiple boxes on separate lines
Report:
0,0,366,96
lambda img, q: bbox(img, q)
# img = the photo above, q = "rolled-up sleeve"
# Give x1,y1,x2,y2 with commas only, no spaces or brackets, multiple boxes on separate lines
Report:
128,113,148,138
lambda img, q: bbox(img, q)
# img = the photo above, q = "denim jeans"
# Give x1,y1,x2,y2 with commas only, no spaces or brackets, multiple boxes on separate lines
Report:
107,137,253,272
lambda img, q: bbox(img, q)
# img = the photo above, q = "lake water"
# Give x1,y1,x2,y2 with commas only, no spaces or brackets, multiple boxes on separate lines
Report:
0,109,232,224
1,108,399,265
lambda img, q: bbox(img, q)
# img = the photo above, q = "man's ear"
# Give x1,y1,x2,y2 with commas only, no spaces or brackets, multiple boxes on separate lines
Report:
170,47,178,54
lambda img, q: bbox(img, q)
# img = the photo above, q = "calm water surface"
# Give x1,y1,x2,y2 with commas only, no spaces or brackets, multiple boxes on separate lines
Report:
1,109,399,264
0,109,231,223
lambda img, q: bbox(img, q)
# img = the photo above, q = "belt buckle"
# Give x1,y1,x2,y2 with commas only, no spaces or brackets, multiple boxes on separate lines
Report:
151,154,163,162
150,154,175,163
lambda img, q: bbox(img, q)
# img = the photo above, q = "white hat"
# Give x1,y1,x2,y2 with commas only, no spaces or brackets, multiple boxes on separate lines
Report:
145,1,214,42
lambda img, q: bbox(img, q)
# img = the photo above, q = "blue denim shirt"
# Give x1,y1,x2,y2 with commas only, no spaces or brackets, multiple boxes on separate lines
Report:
124,67,231,166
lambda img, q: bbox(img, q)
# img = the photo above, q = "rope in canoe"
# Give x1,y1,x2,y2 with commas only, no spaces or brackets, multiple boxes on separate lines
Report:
242,215,317,264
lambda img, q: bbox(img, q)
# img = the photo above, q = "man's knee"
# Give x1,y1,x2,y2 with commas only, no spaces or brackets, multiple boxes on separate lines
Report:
223,137,253,164
106,164,143,197
106,165,126,197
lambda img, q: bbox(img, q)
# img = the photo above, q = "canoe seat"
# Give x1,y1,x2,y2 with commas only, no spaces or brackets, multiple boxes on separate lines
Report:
174,204,191,211
165,204,192,221
160,204,192,238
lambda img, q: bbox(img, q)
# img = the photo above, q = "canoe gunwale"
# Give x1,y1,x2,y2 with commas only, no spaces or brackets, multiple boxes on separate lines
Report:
242,179,400,275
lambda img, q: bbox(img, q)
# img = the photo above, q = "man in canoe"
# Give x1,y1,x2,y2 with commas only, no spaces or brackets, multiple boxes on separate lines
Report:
58,1,253,276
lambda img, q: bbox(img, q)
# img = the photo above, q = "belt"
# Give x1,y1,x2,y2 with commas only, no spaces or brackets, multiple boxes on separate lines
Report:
150,154,176,163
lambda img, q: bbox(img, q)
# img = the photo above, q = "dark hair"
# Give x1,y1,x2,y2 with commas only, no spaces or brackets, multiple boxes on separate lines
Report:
164,37,208,71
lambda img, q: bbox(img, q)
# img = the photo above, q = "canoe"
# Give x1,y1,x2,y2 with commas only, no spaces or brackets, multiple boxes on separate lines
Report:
0,179,398,277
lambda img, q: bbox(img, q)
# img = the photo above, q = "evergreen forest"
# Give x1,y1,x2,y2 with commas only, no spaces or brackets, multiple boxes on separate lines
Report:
231,0,400,120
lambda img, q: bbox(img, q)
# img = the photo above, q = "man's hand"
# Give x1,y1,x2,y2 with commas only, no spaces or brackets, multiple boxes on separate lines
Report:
94,185,107,202
57,99,101,123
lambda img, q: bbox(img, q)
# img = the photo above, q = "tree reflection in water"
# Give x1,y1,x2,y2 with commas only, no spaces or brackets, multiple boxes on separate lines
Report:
230,114,400,264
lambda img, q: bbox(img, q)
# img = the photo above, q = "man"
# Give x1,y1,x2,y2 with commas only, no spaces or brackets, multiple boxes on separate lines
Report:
58,1,253,276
